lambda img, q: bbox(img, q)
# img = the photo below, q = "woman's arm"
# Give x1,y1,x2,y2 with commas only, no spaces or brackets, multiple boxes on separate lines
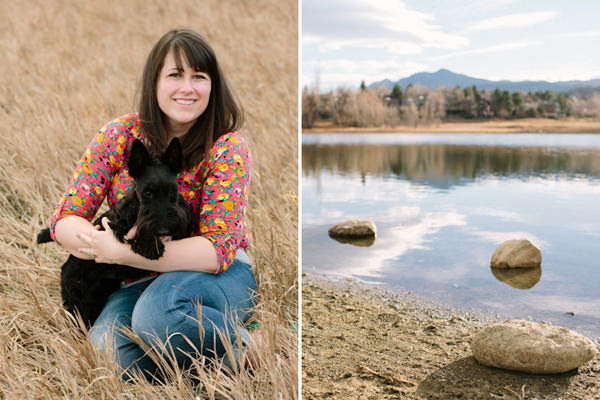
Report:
77,217,219,273
197,132,251,273
118,235,218,273
49,115,135,241
124,235,218,273
54,215,98,260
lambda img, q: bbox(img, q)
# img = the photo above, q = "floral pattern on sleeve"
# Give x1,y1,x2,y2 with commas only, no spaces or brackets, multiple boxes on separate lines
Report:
49,114,139,239
196,132,251,274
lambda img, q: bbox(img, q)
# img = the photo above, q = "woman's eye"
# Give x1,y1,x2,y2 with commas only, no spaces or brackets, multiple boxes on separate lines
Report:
194,74,208,80
168,73,180,78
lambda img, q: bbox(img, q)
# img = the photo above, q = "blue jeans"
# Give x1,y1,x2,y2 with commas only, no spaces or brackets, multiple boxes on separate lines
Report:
90,258,256,381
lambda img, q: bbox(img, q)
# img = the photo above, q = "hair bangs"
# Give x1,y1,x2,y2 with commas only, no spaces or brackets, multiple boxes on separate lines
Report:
170,40,212,76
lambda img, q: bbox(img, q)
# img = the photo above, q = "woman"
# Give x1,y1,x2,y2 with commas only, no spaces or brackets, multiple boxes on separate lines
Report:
49,28,256,381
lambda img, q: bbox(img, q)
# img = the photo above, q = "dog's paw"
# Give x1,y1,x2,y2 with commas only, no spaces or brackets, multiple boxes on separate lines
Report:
131,238,165,260
109,222,130,243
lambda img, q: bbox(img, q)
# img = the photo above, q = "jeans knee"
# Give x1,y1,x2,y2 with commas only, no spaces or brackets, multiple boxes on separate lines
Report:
131,275,207,339
92,322,155,376
130,292,175,347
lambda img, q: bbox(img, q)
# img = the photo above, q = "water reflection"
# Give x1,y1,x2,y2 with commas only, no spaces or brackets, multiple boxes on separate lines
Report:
329,235,376,247
303,142,600,189
491,266,542,289
302,133,600,337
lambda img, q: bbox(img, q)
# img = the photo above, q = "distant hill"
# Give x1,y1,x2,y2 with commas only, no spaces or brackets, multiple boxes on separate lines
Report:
370,69,600,93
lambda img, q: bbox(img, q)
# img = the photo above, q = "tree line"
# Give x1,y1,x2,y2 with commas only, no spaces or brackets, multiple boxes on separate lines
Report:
302,81,600,129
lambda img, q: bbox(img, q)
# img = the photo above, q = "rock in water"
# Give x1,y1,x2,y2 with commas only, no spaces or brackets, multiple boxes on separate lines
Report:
471,320,598,374
328,219,376,239
490,239,542,268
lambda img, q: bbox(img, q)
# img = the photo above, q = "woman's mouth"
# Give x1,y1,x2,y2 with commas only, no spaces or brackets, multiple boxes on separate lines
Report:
174,99,196,105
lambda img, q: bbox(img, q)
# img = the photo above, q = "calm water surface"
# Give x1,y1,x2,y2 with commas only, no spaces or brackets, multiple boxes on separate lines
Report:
302,133,600,337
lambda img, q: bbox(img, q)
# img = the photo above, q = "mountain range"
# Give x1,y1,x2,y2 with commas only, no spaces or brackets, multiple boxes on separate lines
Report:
370,69,600,93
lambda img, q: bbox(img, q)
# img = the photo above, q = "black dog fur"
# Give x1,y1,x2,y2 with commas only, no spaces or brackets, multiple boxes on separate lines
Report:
37,138,192,327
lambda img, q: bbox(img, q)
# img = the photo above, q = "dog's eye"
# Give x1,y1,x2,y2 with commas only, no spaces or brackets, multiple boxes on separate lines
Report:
144,190,153,198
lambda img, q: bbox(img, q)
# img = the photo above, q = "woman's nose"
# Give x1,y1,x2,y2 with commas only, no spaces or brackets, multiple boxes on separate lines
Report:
179,76,194,93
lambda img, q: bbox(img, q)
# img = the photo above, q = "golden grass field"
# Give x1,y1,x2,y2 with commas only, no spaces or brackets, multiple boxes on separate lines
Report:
0,0,298,398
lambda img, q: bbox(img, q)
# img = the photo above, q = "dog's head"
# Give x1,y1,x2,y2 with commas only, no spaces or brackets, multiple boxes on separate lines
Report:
127,138,190,239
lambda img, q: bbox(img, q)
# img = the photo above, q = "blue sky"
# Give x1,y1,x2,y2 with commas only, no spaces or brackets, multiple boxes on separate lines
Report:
302,0,600,91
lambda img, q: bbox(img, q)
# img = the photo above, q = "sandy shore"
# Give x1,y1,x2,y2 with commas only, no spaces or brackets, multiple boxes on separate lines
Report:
303,118,600,134
302,278,600,400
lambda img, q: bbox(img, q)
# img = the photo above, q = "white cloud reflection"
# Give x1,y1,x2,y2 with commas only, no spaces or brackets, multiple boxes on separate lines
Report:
323,207,467,278
569,222,600,237
467,230,549,250
471,207,524,222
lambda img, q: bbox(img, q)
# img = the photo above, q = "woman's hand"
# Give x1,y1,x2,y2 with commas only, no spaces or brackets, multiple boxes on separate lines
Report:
75,217,211,272
77,217,132,264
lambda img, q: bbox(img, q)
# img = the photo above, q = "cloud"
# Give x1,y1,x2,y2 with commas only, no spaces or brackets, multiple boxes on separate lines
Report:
302,59,429,89
557,30,600,39
428,40,537,61
429,29,599,72
466,11,559,31
469,0,520,10
303,0,468,55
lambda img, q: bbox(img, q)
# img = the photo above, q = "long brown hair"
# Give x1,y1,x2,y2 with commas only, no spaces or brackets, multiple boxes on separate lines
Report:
138,28,243,168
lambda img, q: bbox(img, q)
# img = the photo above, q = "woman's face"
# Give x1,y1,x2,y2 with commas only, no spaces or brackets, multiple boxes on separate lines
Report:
156,50,211,138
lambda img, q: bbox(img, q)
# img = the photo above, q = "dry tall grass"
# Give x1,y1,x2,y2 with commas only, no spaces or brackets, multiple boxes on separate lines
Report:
0,0,298,398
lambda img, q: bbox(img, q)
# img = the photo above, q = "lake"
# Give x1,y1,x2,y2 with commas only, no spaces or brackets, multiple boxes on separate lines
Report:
302,133,600,337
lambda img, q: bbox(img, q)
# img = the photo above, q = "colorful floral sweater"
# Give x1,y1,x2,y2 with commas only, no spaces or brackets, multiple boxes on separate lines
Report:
50,113,250,274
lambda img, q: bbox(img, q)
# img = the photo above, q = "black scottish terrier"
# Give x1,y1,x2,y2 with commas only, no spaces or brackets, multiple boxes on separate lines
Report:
38,138,192,327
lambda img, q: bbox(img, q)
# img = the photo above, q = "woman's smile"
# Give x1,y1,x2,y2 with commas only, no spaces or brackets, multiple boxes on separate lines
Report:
174,99,197,105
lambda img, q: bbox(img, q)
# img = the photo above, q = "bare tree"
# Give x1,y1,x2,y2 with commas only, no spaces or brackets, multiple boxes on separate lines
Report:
302,86,320,129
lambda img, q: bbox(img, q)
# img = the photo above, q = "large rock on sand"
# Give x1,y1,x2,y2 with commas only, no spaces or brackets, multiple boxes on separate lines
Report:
471,320,598,374
328,219,376,239
490,239,541,268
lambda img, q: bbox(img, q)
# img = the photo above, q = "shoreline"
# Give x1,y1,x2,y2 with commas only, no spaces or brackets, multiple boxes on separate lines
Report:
303,118,600,134
302,277,600,399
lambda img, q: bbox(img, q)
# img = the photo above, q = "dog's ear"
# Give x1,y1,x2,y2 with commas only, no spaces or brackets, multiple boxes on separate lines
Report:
162,138,184,174
128,139,151,178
